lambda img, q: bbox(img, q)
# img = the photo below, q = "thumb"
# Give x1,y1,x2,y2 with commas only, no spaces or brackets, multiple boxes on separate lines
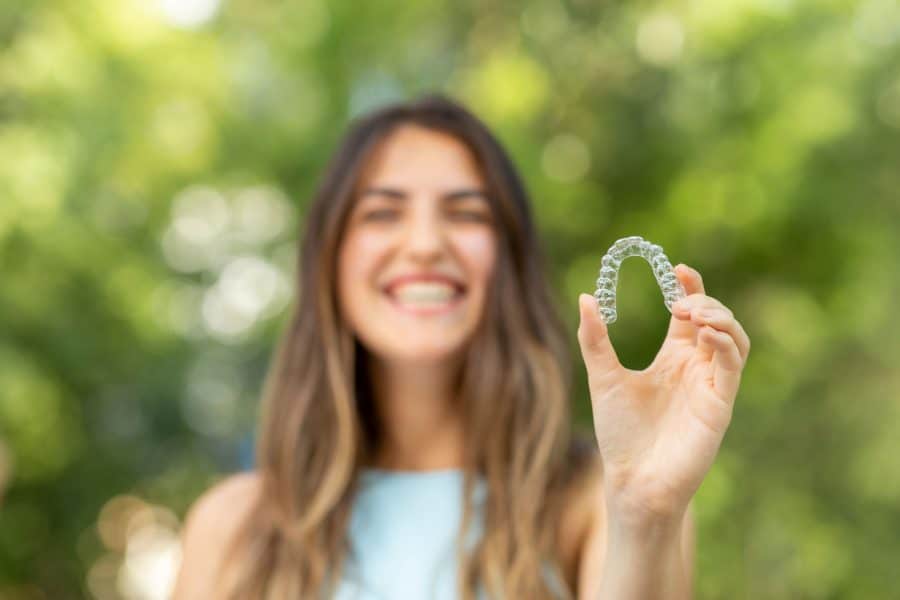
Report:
577,293,623,383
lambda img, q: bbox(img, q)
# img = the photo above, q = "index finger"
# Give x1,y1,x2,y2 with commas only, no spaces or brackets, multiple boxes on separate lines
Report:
664,264,706,343
675,264,704,296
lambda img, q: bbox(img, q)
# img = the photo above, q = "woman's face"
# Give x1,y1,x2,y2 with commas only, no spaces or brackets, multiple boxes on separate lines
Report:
337,124,498,365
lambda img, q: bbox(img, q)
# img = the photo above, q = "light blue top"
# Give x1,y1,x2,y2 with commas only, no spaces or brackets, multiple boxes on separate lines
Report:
333,468,567,600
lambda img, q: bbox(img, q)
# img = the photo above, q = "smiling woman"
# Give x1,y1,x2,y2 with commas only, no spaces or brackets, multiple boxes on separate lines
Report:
171,94,702,600
338,125,497,365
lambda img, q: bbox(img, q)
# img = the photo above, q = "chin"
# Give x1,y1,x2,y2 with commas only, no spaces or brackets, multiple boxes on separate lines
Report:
390,345,463,364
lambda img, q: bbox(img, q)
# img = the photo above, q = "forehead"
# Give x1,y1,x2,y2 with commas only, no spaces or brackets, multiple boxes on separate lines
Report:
357,125,486,191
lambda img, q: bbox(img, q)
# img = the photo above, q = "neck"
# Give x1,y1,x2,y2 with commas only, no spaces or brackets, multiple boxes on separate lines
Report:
366,354,465,471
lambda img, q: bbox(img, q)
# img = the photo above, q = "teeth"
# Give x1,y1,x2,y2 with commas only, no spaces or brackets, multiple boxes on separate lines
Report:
390,282,459,304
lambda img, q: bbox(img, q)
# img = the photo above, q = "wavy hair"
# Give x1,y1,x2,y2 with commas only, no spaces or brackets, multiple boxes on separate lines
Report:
218,93,598,599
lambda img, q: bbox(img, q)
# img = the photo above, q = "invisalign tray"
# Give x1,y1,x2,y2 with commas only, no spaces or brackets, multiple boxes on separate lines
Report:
593,235,687,325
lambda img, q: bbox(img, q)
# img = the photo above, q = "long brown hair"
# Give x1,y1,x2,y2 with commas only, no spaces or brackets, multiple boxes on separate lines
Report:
219,93,597,599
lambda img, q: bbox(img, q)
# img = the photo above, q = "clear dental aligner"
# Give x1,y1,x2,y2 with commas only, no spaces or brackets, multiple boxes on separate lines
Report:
593,235,687,324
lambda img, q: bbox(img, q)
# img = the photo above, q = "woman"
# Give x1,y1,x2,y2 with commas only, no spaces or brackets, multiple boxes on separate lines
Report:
173,94,750,599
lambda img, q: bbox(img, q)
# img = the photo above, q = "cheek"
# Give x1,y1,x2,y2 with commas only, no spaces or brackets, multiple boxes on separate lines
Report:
452,230,497,282
339,229,389,281
337,232,384,319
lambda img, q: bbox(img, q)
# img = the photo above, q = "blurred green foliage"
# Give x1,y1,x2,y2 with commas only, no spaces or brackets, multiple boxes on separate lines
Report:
1,0,899,598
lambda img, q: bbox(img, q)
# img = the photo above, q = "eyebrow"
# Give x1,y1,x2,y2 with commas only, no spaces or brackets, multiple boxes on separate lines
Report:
359,186,490,203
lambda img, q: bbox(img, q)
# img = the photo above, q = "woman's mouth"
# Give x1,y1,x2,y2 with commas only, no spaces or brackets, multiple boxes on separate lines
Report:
383,282,466,316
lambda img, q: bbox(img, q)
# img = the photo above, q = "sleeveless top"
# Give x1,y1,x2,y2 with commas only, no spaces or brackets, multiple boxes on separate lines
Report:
332,468,568,600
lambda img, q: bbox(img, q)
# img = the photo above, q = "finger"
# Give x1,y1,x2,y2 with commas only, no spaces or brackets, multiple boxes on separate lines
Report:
696,324,716,363
671,294,733,320
577,293,624,384
666,265,706,342
699,326,743,400
675,264,705,296
689,308,750,362
668,289,735,348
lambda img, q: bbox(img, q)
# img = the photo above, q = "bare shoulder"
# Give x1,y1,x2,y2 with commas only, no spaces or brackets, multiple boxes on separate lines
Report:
182,471,262,541
171,471,262,599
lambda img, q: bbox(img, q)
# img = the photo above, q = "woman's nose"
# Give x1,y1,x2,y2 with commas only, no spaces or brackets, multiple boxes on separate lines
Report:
402,206,446,260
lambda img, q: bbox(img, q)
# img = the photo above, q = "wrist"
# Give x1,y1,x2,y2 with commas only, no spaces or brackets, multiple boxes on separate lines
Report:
607,506,685,546
602,500,689,598
604,485,688,537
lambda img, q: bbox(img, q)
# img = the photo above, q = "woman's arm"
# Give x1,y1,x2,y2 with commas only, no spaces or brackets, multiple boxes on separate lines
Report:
574,263,747,598
577,482,695,600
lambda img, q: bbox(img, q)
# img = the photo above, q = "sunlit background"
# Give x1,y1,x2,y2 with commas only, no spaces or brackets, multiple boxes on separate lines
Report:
1,0,898,598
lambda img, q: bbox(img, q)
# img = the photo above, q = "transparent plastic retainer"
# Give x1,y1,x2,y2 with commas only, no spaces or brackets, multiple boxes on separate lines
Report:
593,235,687,325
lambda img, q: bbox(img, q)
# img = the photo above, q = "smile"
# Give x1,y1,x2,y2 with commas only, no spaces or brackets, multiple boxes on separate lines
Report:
384,282,466,316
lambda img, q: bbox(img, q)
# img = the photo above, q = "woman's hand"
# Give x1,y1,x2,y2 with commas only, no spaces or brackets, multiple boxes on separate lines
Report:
577,264,750,528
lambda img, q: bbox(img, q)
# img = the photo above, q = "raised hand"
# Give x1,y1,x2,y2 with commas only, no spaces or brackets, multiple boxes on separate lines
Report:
577,264,750,524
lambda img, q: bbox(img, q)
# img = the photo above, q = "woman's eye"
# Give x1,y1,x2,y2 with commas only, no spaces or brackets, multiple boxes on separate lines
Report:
363,209,398,221
450,211,489,222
